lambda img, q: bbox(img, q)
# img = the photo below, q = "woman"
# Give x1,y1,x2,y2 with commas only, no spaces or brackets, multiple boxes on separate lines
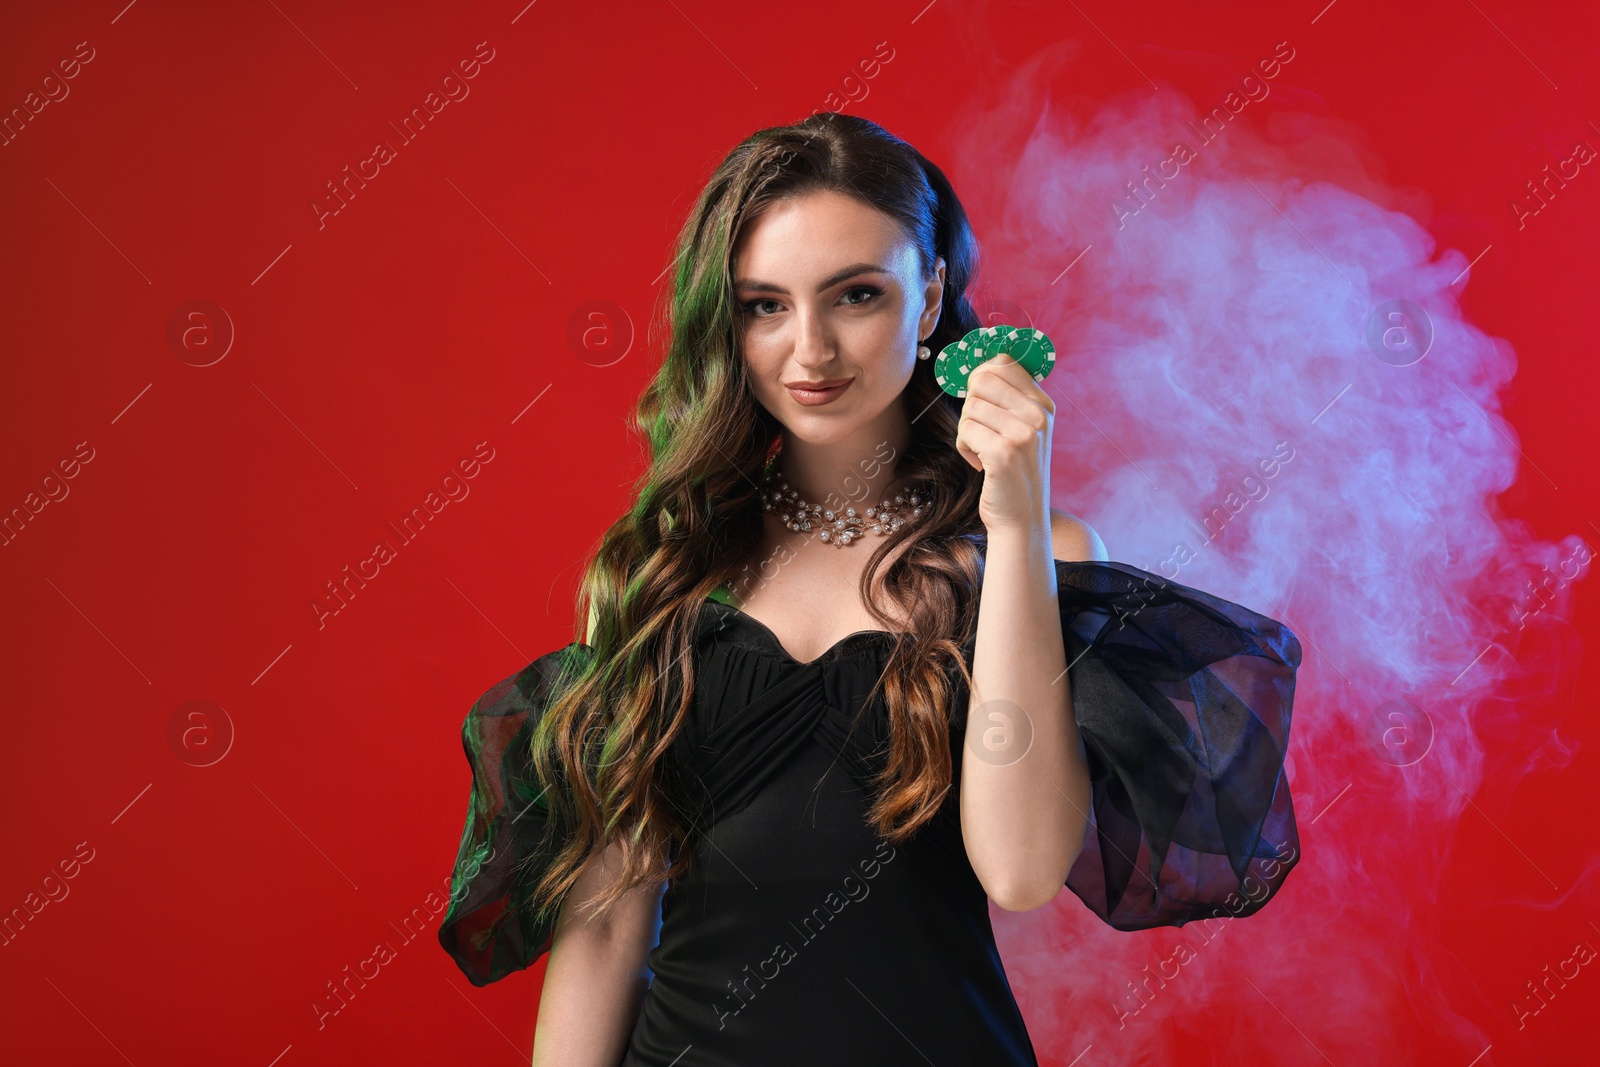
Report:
438,113,1303,1066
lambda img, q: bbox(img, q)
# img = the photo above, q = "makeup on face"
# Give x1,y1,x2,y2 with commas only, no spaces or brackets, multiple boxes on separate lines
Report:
784,377,855,406
731,190,933,419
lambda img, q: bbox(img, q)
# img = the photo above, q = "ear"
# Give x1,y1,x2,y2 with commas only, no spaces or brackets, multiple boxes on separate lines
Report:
920,255,947,340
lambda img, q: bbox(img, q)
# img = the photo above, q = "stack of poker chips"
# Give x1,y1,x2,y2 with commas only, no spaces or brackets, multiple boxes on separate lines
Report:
934,325,1057,398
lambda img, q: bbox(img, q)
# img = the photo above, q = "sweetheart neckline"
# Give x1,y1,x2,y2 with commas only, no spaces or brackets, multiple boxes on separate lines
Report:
702,597,905,667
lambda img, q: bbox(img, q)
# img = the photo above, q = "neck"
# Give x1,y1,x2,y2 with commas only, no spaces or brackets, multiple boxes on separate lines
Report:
771,406,916,511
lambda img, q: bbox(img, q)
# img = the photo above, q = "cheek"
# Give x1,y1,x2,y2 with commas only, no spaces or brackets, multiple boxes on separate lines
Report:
841,303,914,352
857,309,917,368
740,331,781,373
739,337,785,397
852,323,918,397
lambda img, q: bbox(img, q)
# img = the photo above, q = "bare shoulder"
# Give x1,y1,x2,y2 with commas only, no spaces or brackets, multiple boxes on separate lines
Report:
1048,508,1109,562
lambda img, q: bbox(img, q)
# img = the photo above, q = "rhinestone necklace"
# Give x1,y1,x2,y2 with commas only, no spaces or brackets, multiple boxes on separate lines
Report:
760,465,929,547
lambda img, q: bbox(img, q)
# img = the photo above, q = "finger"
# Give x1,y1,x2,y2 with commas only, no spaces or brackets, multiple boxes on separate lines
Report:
958,393,1013,435
956,414,1005,469
968,357,1055,415
972,356,1048,405
955,411,986,471
962,392,1047,442
964,374,1053,430
956,400,1015,462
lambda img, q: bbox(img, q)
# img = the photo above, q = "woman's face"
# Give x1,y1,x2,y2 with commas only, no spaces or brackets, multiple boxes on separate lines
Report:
731,189,944,445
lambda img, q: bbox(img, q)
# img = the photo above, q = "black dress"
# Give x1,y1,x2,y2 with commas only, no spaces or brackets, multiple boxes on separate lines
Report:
438,555,1304,1066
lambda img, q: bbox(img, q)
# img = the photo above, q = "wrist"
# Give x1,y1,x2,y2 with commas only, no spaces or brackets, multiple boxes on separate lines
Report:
981,522,1055,561
982,509,1051,543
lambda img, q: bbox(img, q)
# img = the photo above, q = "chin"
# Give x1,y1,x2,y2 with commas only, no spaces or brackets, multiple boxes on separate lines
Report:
777,419,857,445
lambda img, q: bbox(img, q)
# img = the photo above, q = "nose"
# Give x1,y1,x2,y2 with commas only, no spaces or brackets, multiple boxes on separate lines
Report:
790,304,838,370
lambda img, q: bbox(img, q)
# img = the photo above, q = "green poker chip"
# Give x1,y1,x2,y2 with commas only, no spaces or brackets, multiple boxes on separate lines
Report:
934,325,1056,398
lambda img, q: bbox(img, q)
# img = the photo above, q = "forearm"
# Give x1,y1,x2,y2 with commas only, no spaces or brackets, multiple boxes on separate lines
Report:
959,525,1091,911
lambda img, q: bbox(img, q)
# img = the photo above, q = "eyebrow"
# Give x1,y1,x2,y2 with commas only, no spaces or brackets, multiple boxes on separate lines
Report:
732,262,889,295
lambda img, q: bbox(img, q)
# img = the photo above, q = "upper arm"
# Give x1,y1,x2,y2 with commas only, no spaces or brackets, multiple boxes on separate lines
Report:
1049,508,1109,563
551,839,662,954
534,839,663,1066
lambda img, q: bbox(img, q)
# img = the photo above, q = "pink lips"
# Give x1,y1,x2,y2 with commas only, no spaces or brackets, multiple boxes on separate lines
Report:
785,378,854,406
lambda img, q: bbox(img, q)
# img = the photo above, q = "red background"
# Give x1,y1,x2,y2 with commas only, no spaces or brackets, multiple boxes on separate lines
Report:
1,1,1596,1064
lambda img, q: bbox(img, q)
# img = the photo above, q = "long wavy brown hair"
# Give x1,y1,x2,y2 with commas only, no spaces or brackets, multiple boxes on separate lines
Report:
525,112,994,926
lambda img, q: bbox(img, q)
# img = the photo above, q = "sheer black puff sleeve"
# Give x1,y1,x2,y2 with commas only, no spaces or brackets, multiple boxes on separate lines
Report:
438,643,593,987
1003,560,1304,930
